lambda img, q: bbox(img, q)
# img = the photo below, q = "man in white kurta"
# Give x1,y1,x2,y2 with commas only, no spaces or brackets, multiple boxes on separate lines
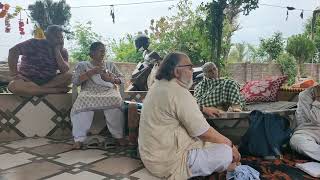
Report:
138,52,240,179
290,85,320,161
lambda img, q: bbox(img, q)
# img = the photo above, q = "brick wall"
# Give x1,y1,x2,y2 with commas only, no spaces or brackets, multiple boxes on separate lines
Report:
1,62,320,85
114,62,136,88
227,63,320,84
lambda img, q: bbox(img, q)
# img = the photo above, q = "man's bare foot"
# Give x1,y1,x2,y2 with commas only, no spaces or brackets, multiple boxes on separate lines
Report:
227,162,240,171
72,141,82,150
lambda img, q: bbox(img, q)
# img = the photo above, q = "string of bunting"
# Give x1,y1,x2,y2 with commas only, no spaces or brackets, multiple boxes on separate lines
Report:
259,3,314,21
1,0,316,35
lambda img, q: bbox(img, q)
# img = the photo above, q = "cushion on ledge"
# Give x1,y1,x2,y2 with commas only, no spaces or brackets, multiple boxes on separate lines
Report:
240,76,287,103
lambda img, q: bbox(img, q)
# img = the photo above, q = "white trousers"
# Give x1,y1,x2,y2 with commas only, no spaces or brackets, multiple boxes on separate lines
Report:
187,144,233,178
71,108,125,142
290,133,320,161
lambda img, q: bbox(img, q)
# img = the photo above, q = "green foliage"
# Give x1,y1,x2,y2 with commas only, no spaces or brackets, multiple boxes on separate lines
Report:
228,42,247,62
28,0,71,30
110,35,143,63
70,22,103,62
227,42,261,63
199,0,259,68
287,34,316,63
276,53,297,85
258,32,285,61
147,1,212,64
287,34,316,77
246,44,259,62
305,17,320,52
109,0,251,68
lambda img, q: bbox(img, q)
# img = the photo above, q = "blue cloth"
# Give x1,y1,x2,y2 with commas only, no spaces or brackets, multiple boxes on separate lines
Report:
226,165,260,180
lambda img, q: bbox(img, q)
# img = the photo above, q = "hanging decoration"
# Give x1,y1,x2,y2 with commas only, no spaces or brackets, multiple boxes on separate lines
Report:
300,10,304,19
110,5,115,24
4,5,22,33
0,3,10,18
286,6,295,21
18,12,25,35
4,16,9,32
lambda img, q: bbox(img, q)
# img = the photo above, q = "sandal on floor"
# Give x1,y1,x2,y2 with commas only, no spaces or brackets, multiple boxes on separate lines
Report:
83,137,105,150
72,141,83,150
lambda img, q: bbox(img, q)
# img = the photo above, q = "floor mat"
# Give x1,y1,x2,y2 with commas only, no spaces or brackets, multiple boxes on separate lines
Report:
191,152,318,180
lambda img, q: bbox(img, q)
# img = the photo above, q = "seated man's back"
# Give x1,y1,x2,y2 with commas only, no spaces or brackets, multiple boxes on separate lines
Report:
290,86,320,161
139,52,238,179
139,80,210,178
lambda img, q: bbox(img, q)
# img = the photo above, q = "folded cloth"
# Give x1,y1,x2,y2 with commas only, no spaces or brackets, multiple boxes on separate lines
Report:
85,66,113,88
226,165,260,180
296,162,320,178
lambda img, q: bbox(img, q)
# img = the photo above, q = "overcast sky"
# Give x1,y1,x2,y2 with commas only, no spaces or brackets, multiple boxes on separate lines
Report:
0,0,319,61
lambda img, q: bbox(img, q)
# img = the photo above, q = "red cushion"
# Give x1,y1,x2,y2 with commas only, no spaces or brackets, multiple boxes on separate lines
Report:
241,76,287,102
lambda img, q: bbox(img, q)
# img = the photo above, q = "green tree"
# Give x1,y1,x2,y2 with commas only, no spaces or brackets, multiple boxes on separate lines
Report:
145,0,213,65
70,22,103,62
28,0,71,30
305,16,320,52
199,0,259,68
110,34,143,63
110,0,245,67
277,53,297,85
146,0,242,66
258,32,285,62
246,44,259,62
228,42,247,62
286,34,316,78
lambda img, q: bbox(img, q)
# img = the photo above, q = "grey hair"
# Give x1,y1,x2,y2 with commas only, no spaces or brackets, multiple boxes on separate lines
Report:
202,62,217,74
45,25,63,36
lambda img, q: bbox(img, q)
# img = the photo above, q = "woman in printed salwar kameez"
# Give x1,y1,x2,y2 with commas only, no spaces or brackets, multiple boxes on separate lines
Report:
71,42,126,149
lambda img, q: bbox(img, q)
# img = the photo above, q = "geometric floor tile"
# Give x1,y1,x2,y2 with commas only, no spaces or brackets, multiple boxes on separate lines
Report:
53,150,107,165
29,143,72,156
0,152,36,170
91,157,143,175
0,147,9,154
0,161,64,180
5,138,50,149
0,137,164,180
15,101,56,137
0,131,23,142
46,171,105,180
131,168,162,180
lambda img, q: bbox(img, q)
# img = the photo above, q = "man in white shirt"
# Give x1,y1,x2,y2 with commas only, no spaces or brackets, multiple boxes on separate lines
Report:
138,52,241,179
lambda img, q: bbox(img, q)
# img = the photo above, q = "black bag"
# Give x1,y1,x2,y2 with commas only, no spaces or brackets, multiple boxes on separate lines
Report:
239,110,292,158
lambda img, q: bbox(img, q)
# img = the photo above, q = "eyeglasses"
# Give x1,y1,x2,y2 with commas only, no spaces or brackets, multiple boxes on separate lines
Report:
176,64,194,71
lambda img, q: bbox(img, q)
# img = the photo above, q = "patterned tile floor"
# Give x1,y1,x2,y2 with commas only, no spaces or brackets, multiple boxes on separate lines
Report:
0,137,161,180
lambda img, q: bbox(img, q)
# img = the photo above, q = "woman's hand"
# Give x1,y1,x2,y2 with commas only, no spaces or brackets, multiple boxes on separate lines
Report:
101,72,116,83
87,66,104,77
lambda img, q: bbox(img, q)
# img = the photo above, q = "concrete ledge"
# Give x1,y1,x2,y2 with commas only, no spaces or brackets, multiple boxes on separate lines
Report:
0,91,152,141
0,93,73,141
